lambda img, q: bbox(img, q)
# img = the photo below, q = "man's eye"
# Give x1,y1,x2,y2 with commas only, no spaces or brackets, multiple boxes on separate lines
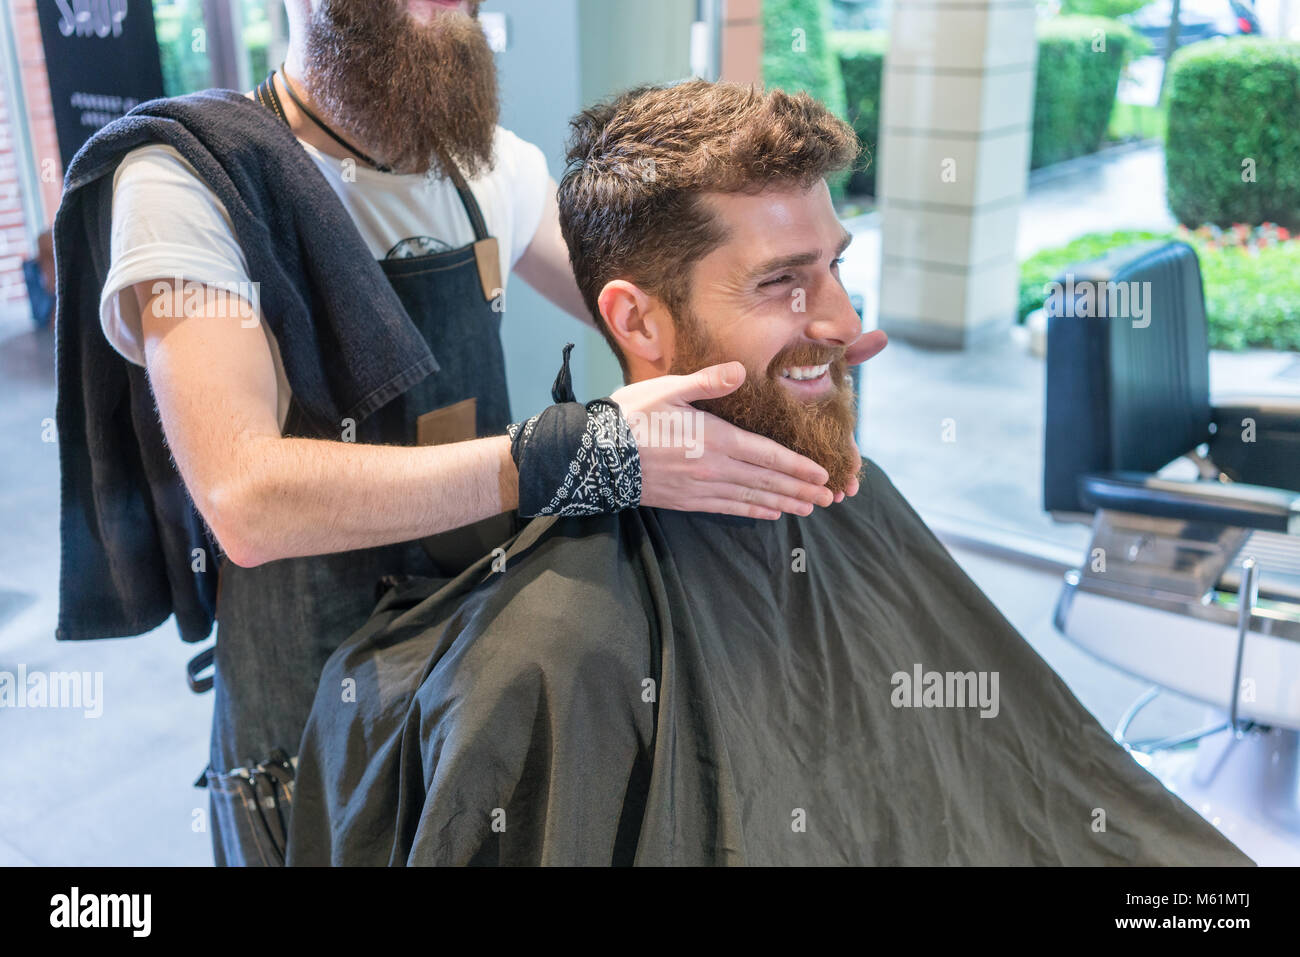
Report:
760,274,795,288
832,257,845,269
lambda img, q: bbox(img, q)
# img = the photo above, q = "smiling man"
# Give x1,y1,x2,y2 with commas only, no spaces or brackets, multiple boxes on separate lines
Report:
286,82,1253,866
562,82,865,492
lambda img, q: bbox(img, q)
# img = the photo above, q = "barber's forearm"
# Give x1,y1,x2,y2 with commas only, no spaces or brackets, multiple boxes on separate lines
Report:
212,434,518,567
514,179,598,329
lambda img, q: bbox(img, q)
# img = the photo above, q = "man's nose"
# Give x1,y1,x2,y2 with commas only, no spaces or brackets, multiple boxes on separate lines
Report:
802,282,862,347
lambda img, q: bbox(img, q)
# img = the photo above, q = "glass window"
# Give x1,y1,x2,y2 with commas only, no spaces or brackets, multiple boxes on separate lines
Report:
152,0,287,96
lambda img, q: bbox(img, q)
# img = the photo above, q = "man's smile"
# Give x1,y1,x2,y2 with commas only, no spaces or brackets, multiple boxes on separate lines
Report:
780,361,831,381
408,0,467,22
777,363,835,399
774,353,839,400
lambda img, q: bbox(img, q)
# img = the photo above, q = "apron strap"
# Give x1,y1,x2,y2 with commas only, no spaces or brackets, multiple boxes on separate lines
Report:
441,163,491,243
253,71,490,242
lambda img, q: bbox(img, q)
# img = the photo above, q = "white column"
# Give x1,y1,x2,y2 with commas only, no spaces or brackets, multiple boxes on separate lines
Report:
877,0,1038,348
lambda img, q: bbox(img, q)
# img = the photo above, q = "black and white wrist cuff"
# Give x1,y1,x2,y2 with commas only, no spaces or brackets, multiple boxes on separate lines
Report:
507,345,642,518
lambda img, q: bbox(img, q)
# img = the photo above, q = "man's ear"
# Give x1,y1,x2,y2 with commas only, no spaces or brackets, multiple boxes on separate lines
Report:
597,280,673,373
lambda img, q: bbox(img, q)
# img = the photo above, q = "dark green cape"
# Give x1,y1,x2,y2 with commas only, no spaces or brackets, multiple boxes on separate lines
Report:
287,459,1253,865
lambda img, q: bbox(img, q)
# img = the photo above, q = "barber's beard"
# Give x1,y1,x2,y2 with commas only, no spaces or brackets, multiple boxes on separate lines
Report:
301,0,498,177
669,313,862,494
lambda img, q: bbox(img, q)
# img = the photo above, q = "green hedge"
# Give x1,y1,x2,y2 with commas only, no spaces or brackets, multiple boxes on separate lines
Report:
830,17,1142,196
762,0,847,117
762,0,850,196
1019,227,1300,352
1059,0,1146,16
829,30,887,196
1031,16,1144,168
1165,39,1300,230
1018,229,1170,321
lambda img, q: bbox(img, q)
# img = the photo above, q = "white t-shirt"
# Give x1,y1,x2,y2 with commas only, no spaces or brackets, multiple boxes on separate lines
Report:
102,125,550,429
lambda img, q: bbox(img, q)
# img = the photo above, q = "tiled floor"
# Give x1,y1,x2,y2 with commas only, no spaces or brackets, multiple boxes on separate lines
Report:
0,307,213,866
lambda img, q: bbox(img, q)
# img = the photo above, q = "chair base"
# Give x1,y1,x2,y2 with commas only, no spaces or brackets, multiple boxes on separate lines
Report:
1142,722,1300,866
1055,578,1300,726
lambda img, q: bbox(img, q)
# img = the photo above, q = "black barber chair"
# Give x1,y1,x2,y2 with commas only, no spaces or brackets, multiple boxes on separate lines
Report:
1043,240,1300,859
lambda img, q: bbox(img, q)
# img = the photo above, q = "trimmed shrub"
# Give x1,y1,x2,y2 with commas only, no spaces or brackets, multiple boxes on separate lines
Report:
829,30,887,196
831,17,1143,194
1165,39,1300,230
763,0,848,117
1032,16,1145,168
1060,0,1146,17
762,0,850,195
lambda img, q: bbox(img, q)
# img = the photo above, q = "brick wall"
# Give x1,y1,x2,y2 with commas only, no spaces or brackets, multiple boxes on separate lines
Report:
12,0,62,221
0,71,26,305
1,0,64,311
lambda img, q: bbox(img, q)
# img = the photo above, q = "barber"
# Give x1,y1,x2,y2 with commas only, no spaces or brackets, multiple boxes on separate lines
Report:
80,0,886,866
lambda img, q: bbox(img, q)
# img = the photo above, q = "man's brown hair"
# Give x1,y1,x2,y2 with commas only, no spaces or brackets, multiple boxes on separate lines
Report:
557,80,860,374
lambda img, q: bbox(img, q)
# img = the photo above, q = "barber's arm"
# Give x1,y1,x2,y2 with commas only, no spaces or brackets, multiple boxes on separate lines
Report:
513,179,595,327
135,279,517,568
135,279,837,568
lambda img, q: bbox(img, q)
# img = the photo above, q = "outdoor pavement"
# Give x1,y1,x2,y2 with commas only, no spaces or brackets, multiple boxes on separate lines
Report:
3,142,1295,865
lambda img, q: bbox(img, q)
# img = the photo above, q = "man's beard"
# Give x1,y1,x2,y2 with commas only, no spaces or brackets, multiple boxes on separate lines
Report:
669,312,862,494
301,0,498,177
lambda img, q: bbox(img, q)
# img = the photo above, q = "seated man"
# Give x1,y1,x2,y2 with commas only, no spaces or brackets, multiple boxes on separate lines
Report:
286,81,1252,866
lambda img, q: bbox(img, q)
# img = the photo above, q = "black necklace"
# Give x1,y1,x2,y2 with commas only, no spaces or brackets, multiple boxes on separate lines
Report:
275,67,394,174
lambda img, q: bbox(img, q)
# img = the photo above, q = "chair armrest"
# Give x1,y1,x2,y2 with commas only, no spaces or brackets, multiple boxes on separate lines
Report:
1078,471,1300,534
1209,395,1300,492
1212,394,1300,430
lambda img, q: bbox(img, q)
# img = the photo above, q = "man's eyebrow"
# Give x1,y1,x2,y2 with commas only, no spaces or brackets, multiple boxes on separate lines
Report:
745,230,854,281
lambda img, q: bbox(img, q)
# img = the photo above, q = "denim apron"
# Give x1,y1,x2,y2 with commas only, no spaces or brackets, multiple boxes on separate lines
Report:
204,90,516,865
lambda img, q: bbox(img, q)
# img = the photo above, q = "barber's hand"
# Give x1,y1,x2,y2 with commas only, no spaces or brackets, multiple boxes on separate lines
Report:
824,330,886,504
832,436,862,504
610,362,836,520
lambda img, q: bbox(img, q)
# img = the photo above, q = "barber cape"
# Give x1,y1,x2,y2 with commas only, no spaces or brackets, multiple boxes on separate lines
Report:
287,459,1253,866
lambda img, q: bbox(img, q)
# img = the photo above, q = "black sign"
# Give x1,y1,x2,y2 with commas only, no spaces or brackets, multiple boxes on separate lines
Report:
36,0,166,169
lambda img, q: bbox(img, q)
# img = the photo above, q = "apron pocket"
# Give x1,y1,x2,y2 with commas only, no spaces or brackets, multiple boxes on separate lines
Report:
205,752,296,867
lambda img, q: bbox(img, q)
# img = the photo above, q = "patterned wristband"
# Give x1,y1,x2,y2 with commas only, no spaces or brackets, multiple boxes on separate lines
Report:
507,398,642,518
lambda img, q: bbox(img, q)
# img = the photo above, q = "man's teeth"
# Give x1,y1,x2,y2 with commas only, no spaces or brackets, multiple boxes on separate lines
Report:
781,363,831,381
